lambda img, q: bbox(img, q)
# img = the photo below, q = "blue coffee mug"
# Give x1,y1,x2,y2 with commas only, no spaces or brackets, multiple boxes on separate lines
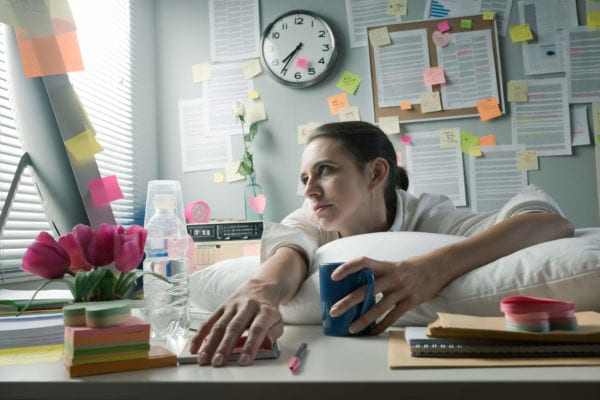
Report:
319,262,376,336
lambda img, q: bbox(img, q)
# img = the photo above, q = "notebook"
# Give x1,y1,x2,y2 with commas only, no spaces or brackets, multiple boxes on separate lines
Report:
404,326,600,358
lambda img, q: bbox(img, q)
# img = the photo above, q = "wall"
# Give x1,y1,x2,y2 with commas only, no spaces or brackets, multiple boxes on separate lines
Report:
154,0,598,228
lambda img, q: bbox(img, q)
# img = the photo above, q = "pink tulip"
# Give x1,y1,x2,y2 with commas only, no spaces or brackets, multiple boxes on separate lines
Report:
73,223,117,267
58,233,92,272
22,232,70,279
114,225,147,272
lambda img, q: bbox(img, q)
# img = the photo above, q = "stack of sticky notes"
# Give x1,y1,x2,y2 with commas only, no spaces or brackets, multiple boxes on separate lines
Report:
500,296,578,333
62,300,176,377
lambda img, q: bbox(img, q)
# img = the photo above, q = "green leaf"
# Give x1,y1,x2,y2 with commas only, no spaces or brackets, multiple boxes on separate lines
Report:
95,270,118,300
248,123,258,141
115,270,141,298
74,269,109,301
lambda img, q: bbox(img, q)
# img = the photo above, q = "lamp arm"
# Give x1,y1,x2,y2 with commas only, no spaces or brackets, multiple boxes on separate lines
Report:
0,152,32,235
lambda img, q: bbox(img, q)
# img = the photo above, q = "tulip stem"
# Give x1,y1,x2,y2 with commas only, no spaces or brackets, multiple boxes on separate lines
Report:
16,278,75,316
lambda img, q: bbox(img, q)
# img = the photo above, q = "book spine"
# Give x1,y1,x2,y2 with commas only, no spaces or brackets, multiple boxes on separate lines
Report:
411,343,600,358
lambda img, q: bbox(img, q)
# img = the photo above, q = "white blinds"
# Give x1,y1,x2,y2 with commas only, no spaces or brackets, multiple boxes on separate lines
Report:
0,0,139,283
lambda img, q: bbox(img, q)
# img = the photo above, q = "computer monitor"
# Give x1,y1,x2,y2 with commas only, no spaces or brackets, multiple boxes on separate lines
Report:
4,27,114,235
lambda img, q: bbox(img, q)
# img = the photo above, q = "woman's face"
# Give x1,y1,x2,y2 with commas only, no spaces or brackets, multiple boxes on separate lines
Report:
300,137,382,236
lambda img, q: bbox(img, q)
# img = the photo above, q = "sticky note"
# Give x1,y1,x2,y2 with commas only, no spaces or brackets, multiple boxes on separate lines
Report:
461,130,480,154
87,175,123,206
423,66,445,86
400,135,412,145
64,129,104,160
508,81,528,102
296,57,308,69
432,31,451,47
192,62,211,83
379,116,400,135
588,11,600,29
225,161,245,183
396,151,403,167
298,122,319,144
327,93,350,116
246,101,267,124
419,92,442,113
517,150,539,171
437,20,451,33
213,172,225,183
337,71,362,94
15,29,84,78
469,147,483,157
400,101,413,110
248,90,260,100
479,134,497,146
439,128,460,148
482,11,495,20
339,106,361,121
387,0,408,16
241,58,262,80
509,24,534,42
368,26,391,47
476,97,502,121
460,19,472,29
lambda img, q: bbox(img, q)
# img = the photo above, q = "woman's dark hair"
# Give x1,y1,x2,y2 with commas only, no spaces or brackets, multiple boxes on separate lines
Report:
307,121,409,212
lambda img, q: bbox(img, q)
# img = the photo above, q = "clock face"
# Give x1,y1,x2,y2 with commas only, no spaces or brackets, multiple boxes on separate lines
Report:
261,10,338,88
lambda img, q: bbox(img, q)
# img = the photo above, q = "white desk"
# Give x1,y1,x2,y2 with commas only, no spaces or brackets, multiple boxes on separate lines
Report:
1,324,600,400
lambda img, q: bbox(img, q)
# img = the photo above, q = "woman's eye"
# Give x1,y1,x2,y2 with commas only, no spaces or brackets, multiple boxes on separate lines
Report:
318,165,330,174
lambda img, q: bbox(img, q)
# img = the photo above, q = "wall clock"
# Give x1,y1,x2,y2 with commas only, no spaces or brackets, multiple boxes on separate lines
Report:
261,10,338,88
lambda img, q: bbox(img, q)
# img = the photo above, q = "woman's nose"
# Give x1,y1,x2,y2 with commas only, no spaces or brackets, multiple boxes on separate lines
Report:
303,178,320,198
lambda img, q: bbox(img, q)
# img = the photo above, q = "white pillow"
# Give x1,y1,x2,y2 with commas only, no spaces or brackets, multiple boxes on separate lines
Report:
189,229,600,326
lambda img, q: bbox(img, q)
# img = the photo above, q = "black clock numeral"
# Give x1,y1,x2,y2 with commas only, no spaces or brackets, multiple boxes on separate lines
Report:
318,30,326,38
281,22,288,30
294,72,302,79
294,17,304,25
271,32,280,39
281,67,288,76
318,57,325,64
308,68,315,76
322,44,330,51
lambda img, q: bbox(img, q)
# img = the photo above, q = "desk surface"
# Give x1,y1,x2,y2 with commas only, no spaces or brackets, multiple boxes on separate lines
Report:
1,324,600,400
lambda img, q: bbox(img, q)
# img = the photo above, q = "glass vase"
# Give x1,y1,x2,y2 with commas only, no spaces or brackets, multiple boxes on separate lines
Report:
244,174,264,221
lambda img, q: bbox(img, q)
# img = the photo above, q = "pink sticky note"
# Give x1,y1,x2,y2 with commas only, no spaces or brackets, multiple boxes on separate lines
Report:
296,57,308,69
400,135,412,145
396,151,403,166
87,175,124,206
423,66,445,86
437,20,451,33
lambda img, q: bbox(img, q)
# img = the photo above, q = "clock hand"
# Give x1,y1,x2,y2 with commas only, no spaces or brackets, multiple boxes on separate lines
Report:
281,42,303,74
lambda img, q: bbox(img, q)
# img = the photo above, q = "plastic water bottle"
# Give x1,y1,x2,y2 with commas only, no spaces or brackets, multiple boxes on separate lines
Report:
143,193,190,341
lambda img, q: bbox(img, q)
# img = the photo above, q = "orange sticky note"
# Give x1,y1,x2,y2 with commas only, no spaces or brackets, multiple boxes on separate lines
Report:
64,129,104,160
400,101,413,110
479,134,497,146
15,29,84,78
476,97,502,121
423,66,445,86
87,175,124,206
327,93,350,116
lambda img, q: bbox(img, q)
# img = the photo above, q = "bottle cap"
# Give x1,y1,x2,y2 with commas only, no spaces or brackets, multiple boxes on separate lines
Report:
153,194,175,209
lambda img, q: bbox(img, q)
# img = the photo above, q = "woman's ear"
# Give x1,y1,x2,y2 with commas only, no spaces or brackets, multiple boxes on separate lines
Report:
369,157,389,189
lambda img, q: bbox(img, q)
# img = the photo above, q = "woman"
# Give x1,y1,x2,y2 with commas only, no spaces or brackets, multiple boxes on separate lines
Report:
190,121,574,367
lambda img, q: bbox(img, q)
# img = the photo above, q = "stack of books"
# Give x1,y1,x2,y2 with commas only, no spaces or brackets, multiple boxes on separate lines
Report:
0,312,64,349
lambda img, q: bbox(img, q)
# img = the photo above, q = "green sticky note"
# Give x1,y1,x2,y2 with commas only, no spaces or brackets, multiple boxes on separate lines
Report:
461,130,480,154
336,71,362,95
460,19,472,29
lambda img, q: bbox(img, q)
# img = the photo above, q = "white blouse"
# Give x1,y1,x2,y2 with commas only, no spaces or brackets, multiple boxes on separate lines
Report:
259,184,564,264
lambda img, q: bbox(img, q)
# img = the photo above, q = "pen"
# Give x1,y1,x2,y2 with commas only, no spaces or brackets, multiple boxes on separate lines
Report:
288,342,308,372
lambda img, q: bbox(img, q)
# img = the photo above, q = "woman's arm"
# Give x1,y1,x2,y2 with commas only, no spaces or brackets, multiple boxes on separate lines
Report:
329,212,574,335
189,246,307,367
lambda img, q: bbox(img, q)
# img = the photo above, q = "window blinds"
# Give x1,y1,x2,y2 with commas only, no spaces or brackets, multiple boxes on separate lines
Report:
0,0,139,283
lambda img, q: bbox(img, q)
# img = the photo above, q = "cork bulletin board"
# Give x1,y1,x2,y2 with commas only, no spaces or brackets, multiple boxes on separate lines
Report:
368,15,505,123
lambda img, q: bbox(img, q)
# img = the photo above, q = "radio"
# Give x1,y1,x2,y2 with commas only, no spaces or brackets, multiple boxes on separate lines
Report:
187,221,263,242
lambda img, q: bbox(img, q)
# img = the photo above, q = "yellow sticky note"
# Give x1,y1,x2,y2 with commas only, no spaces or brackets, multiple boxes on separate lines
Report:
508,81,528,102
368,26,392,47
476,97,502,121
241,58,262,80
461,130,480,154
213,172,225,183
419,92,442,113
387,0,408,16
483,11,495,20
469,147,483,157
517,150,539,171
0,344,63,366
460,19,472,29
439,128,460,148
588,11,600,29
248,90,260,100
298,122,319,144
400,101,413,110
339,106,361,121
246,101,267,124
509,24,534,42
336,71,362,94
379,116,400,135
225,161,245,183
64,129,104,160
192,62,211,83
479,134,497,146
327,93,350,116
